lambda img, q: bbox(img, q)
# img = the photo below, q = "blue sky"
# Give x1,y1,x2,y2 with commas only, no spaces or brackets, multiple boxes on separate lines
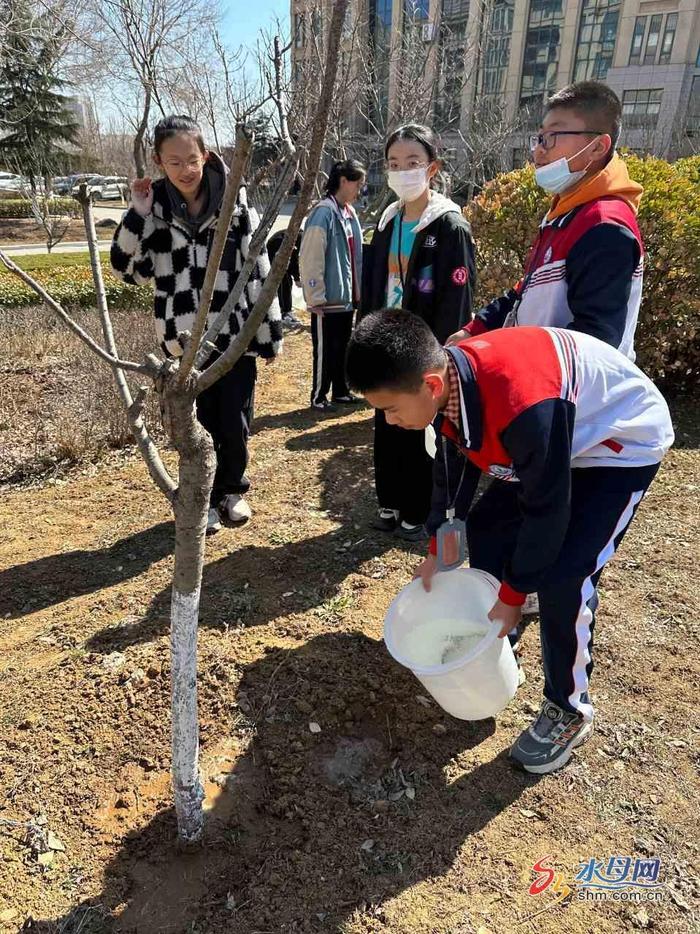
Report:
221,0,290,51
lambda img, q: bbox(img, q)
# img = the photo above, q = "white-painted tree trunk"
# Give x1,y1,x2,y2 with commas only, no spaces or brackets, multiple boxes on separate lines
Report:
170,586,204,842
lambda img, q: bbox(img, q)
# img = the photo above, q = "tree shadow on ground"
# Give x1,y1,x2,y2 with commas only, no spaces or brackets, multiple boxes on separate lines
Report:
27,631,540,934
84,416,411,653
253,401,371,436
0,522,174,619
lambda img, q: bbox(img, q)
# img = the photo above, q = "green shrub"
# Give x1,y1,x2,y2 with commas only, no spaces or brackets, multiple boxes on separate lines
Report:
0,263,152,310
465,155,700,387
13,251,94,271
0,197,81,218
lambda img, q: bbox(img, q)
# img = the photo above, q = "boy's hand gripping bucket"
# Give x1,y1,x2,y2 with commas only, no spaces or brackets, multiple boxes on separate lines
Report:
383,568,519,720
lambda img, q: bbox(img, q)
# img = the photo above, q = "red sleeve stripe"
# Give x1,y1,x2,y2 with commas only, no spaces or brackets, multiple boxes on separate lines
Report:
558,329,580,401
549,328,578,404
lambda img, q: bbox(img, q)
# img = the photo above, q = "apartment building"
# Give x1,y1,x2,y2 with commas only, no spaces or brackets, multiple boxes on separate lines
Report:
290,0,700,167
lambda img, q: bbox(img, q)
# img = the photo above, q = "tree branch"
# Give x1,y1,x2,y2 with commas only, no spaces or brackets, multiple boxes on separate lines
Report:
79,191,176,501
176,123,254,385
194,155,297,367
197,0,350,395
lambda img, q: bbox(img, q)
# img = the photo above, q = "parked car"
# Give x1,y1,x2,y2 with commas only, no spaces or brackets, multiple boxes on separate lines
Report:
97,176,128,201
70,175,104,199
0,172,25,191
70,175,127,201
52,176,77,195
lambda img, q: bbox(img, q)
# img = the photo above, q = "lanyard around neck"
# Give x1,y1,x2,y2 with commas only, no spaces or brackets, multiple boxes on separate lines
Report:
397,210,408,289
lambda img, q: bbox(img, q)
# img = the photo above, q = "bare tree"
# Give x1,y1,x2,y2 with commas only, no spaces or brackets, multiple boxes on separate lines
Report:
25,187,76,252
0,1,349,845
80,0,220,176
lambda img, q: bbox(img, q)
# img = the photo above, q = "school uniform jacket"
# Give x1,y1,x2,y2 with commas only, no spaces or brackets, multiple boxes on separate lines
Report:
427,327,674,606
299,196,363,309
469,155,644,360
110,153,282,362
363,193,476,344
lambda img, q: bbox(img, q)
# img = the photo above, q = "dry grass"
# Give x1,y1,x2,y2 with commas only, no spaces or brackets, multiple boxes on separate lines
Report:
0,304,163,484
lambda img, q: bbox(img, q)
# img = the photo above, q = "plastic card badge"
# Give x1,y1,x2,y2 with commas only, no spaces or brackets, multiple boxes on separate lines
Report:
436,511,466,571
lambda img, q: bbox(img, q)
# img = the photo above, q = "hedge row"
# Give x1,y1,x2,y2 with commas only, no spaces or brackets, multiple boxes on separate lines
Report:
465,154,700,387
0,197,81,219
0,264,152,310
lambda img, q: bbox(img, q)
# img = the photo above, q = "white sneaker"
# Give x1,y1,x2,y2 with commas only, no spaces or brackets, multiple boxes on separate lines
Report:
522,593,540,616
206,507,222,535
220,494,252,525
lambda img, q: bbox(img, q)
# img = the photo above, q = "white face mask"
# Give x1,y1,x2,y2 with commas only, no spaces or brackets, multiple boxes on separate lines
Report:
387,167,430,202
535,137,600,195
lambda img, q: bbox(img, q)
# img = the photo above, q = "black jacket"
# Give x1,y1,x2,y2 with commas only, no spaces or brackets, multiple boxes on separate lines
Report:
362,195,476,343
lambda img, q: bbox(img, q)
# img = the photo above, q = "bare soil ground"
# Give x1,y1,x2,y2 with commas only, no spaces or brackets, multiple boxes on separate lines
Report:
0,219,113,245
0,319,698,934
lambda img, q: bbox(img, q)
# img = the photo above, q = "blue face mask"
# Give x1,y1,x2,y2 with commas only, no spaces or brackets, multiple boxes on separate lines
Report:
535,137,600,195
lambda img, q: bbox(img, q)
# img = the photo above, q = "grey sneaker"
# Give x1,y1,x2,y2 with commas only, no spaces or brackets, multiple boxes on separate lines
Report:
282,314,304,331
206,507,222,535
509,700,593,774
220,494,252,525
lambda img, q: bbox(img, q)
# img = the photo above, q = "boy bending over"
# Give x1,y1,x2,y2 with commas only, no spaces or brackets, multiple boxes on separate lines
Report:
346,311,673,774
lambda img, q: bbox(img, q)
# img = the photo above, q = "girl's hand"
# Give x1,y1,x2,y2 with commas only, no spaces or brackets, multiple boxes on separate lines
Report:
413,554,438,592
130,177,153,217
445,327,470,347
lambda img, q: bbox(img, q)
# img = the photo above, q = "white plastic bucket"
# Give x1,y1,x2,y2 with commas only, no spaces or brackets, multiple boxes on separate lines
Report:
383,567,519,720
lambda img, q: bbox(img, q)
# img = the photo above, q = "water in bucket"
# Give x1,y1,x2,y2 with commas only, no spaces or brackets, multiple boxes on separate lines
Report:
401,618,487,668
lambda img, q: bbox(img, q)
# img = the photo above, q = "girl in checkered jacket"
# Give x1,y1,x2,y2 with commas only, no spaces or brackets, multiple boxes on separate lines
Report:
111,115,283,534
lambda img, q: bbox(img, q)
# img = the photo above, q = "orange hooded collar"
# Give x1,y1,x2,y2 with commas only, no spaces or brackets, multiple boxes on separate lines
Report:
547,154,643,221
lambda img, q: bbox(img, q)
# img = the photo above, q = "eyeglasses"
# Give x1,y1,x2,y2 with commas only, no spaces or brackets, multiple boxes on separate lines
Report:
162,157,205,170
385,159,430,172
529,131,602,152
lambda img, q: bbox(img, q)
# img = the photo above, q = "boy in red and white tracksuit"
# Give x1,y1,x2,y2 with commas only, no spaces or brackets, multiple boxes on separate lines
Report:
346,312,674,775
454,82,644,359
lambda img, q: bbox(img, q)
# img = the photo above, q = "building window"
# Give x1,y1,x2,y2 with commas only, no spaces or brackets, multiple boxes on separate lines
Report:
481,0,514,100
629,15,645,65
622,88,663,127
405,0,429,20
442,0,469,19
519,0,565,123
369,0,393,124
441,0,469,36
294,13,305,48
643,14,662,65
658,12,677,64
435,41,466,127
629,12,680,66
686,76,700,136
573,0,620,82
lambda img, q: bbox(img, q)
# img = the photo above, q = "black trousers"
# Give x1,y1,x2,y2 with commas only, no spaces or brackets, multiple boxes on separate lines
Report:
310,310,354,404
373,409,434,526
196,355,257,504
278,273,293,318
466,464,659,721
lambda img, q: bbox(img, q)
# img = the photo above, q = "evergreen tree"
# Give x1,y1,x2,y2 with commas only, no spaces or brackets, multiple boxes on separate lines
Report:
0,2,80,188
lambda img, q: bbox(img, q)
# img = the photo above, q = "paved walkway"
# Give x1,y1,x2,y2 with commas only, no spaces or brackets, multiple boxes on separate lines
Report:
0,202,297,257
